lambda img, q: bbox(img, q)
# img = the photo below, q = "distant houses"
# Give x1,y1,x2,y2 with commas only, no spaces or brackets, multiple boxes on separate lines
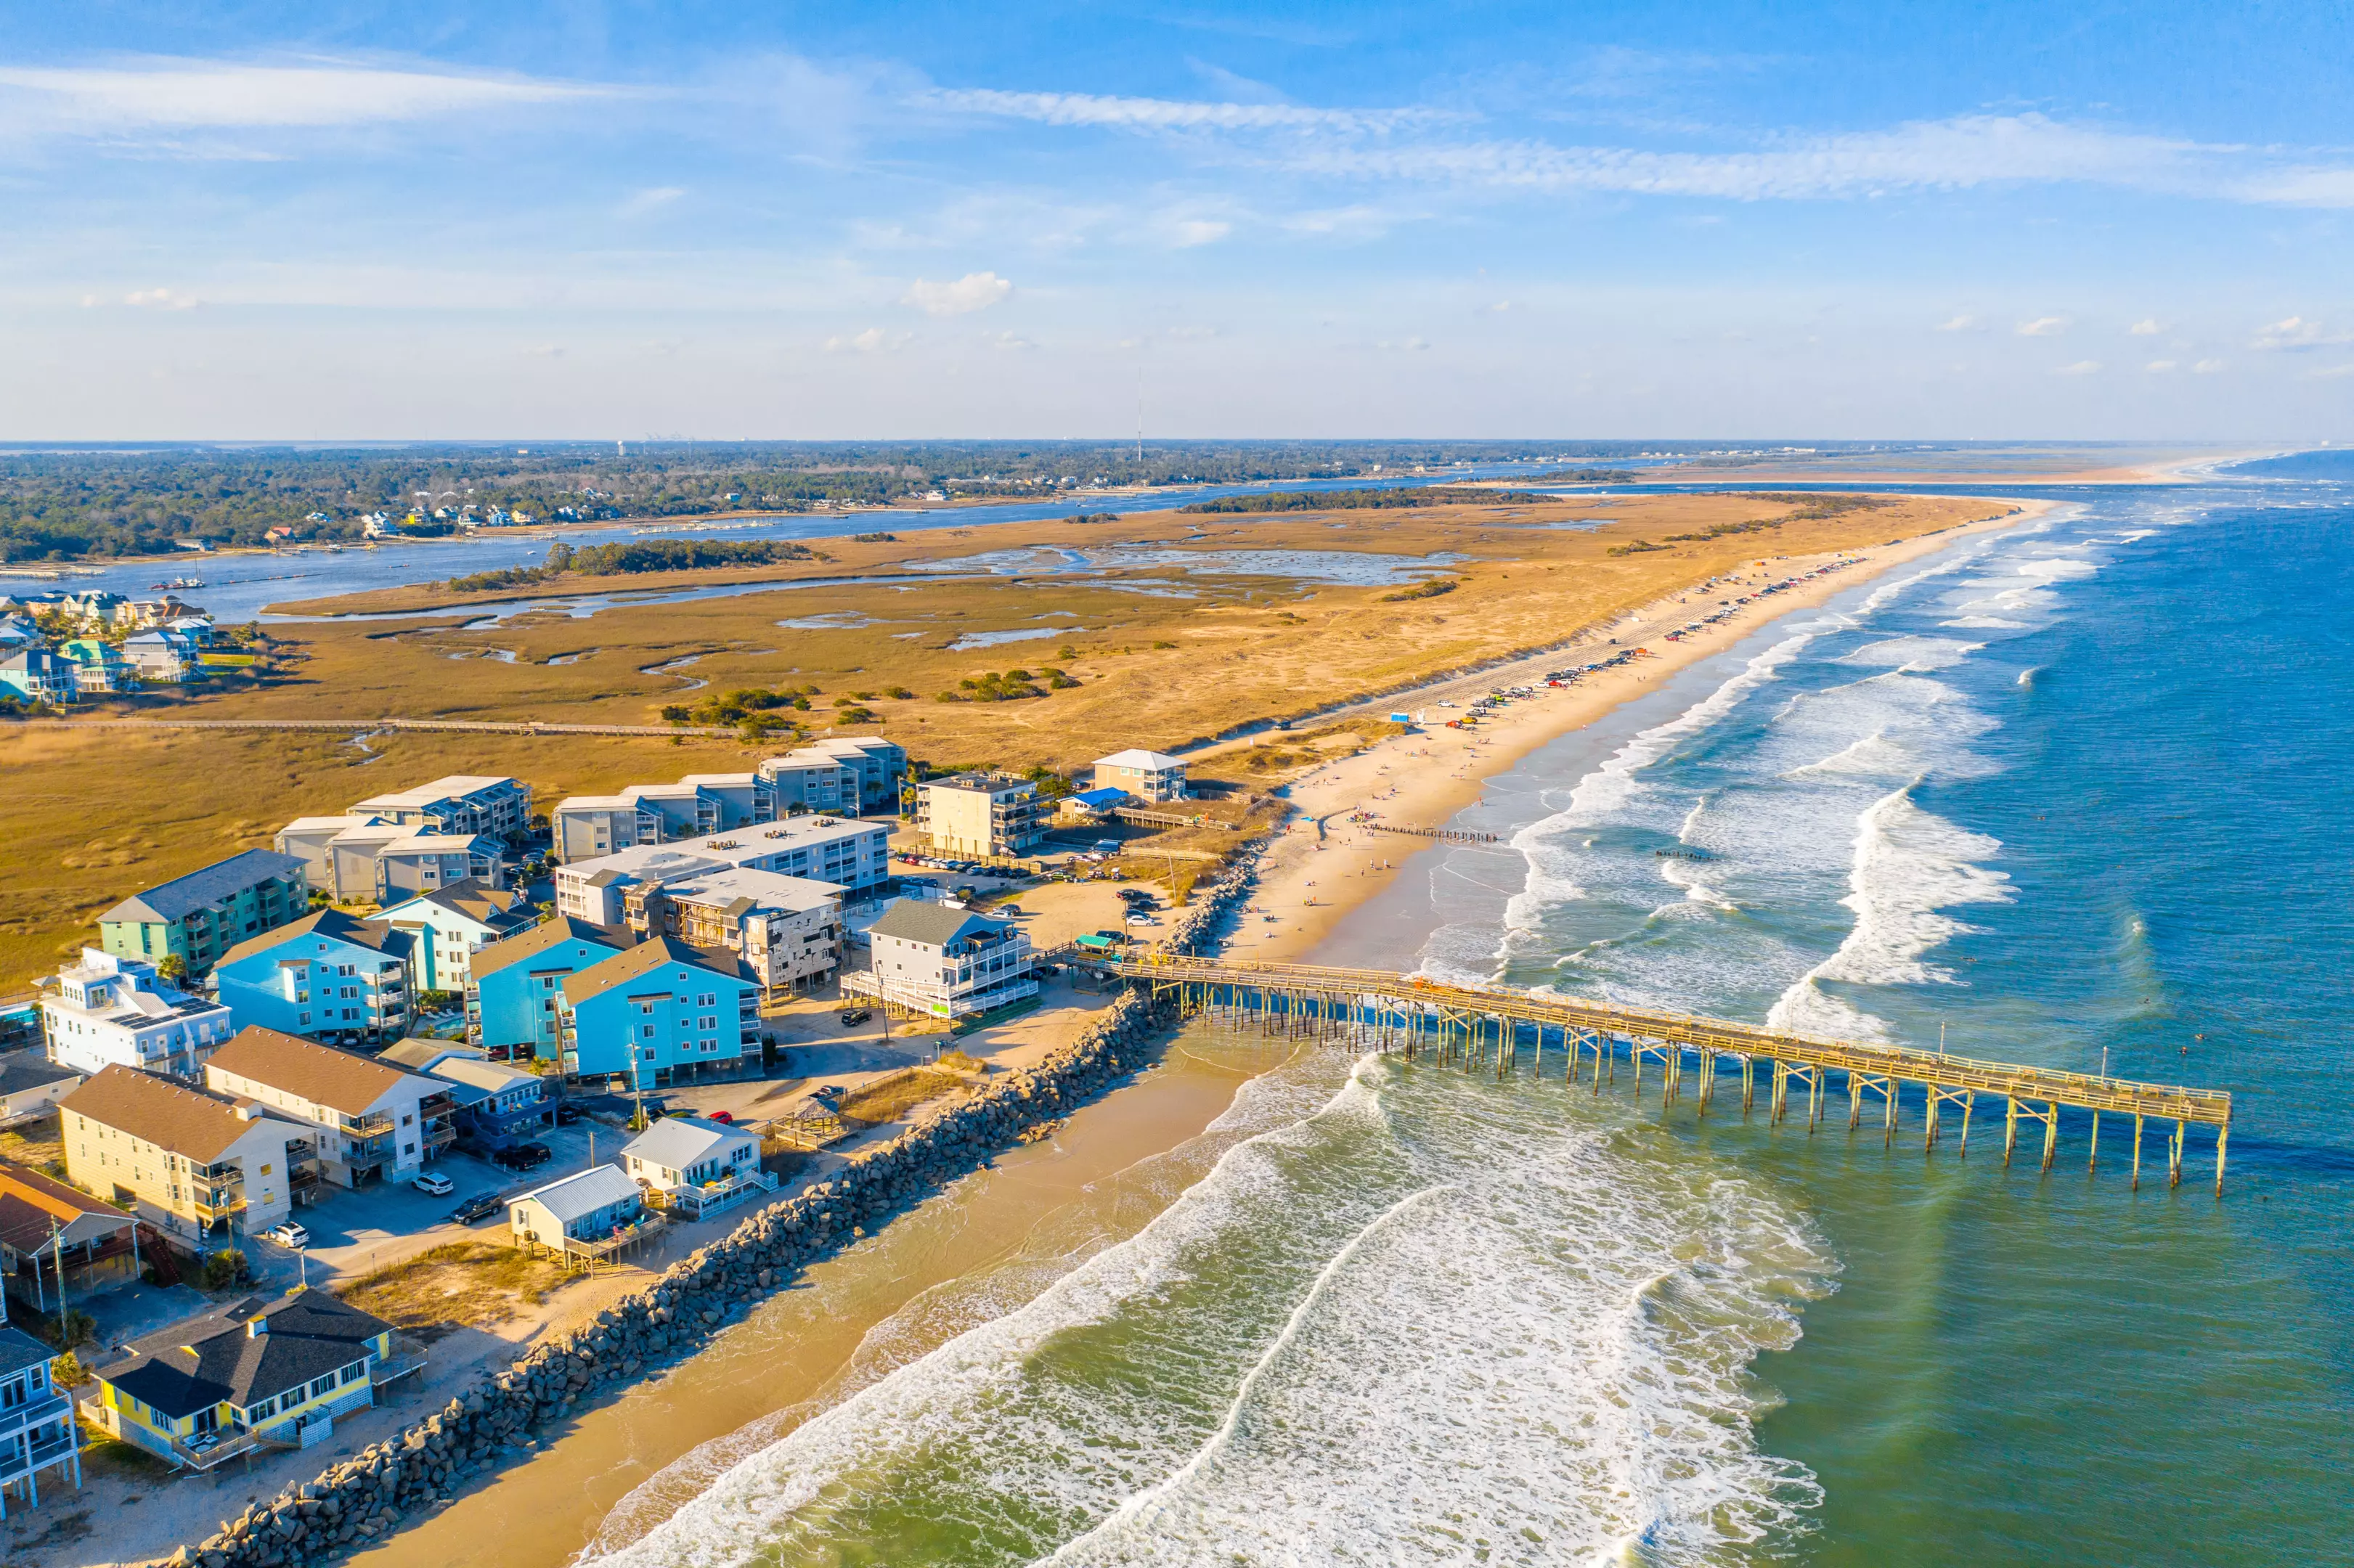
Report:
211,910,416,1047
348,775,532,843
97,849,310,976
548,738,904,863
0,648,81,705
274,814,507,903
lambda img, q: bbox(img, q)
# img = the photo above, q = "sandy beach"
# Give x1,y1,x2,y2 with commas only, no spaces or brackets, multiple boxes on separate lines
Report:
65,497,2042,1568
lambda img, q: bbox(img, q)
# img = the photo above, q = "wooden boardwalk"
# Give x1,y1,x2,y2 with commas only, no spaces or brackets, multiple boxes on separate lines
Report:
1067,952,2233,1193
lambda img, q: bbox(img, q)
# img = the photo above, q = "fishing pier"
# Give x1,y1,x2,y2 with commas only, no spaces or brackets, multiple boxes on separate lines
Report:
1066,952,2233,1193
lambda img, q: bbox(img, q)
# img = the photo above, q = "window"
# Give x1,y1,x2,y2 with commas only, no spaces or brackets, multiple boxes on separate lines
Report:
700,1038,717,1053
641,1024,655,1040
249,1396,277,1421
0,1376,25,1410
340,1363,367,1385
309,1373,335,1399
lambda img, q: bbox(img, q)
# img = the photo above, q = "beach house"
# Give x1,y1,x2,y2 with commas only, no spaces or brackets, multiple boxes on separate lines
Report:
754,749,860,817
0,1159,143,1313
0,1327,81,1516
375,881,535,992
81,1289,399,1466
1091,748,1190,803
203,1028,456,1188
843,899,1039,1020
618,1114,772,1217
57,639,138,694
467,916,635,1061
0,648,78,706
39,947,236,1078
914,773,1046,858
507,1165,658,1263
419,1055,550,1153
59,1067,319,1244
274,816,506,902
98,849,310,975
558,935,759,1085
209,910,415,1046
121,628,206,683
0,1058,83,1127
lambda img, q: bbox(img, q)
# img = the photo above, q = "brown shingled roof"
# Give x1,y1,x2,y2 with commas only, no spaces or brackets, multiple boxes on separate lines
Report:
203,1026,418,1116
58,1066,297,1162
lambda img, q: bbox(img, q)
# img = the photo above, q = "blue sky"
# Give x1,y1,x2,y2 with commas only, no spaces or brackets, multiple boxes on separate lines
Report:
3,1,2350,440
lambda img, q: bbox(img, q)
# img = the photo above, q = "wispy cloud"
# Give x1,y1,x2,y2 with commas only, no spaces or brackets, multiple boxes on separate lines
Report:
122,286,197,309
2145,360,2177,372
824,327,908,354
0,57,614,134
902,271,1012,316
2128,317,2164,335
2052,359,2101,375
2016,316,2069,336
1934,314,1978,332
942,94,2354,208
2250,315,2353,350
619,186,685,216
929,88,1442,135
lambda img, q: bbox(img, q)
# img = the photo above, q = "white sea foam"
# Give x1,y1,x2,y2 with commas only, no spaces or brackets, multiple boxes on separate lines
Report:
588,1051,1835,1568
1840,635,1984,671
1939,614,2029,629
1767,785,2013,1041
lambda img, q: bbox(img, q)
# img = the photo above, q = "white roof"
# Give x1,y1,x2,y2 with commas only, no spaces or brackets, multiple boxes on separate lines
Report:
678,772,759,787
425,1057,541,1098
354,775,520,810
559,817,880,882
512,1164,640,1225
622,1115,757,1171
1094,748,1188,771
552,795,636,813
645,865,842,915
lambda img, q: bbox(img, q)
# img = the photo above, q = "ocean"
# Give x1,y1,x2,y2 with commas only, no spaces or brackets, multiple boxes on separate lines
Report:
582,464,2353,1566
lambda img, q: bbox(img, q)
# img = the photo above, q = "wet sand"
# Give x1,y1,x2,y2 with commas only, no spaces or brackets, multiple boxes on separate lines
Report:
335,499,2044,1568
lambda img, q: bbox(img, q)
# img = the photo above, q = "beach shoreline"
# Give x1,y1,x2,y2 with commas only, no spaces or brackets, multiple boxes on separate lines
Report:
84,495,2041,1568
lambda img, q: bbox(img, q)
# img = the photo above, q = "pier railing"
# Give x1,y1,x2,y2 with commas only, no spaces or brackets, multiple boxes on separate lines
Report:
1064,951,2233,1193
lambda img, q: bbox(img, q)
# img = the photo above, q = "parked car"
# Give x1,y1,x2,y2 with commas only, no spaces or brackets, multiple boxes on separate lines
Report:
265,1221,309,1249
448,1193,504,1225
708,1110,735,1124
999,903,1024,915
492,1142,553,1171
840,1008,873,1026
553,1103,583,1126
411,1171,455,1196
1126,913,1156,926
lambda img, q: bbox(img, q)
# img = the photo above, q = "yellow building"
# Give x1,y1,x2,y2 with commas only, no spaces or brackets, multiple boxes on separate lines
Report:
82,1288,400,1466
58,1066,319,1245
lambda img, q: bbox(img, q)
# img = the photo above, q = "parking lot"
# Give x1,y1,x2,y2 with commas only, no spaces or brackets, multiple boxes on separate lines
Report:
258,1114,617,1285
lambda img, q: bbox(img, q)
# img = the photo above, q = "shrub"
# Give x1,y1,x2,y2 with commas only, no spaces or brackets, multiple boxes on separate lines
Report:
201,1248,250,1291
1379,578,1459,603
884,686,914,701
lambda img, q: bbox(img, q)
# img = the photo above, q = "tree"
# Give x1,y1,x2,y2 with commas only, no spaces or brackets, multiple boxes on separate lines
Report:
156,953,187,982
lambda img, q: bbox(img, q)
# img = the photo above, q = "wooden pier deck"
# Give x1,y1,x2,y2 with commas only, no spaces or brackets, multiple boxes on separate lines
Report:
1066,952,2233,1192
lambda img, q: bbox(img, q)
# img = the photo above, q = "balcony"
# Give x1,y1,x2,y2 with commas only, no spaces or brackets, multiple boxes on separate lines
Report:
341,1112,395,1138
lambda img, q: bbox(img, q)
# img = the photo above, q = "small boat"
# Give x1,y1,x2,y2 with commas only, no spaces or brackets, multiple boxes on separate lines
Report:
150,576,205,590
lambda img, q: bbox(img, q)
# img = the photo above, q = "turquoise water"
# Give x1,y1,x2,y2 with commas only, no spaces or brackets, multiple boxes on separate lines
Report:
592,471,2352,1565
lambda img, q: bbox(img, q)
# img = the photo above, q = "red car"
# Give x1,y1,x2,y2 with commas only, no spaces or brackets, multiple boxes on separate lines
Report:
707,1110,735,1124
